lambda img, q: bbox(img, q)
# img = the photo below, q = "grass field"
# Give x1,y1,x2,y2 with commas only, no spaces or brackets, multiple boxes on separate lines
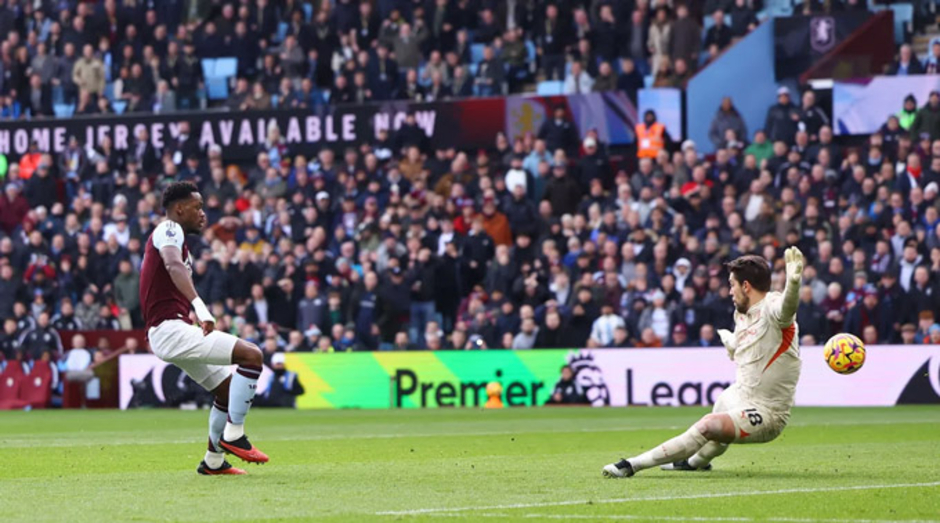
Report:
0,407,938,522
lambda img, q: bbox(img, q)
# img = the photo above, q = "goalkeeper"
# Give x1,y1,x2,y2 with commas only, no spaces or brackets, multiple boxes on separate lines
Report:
604,249,805,477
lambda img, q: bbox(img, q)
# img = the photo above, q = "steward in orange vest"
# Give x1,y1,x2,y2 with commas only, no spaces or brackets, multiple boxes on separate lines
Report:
635,110,667,159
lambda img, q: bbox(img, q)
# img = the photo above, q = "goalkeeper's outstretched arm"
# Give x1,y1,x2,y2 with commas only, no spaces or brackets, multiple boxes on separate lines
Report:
777,247,803,328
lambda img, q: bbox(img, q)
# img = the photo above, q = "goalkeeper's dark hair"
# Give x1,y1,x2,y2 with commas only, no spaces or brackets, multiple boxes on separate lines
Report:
162,181,199,212
726,255,771,293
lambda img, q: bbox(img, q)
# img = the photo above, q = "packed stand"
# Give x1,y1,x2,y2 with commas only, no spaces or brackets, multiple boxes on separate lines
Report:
0,0,774,118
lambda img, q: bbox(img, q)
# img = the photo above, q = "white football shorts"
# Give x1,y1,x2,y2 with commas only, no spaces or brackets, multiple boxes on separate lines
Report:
148,320,238,391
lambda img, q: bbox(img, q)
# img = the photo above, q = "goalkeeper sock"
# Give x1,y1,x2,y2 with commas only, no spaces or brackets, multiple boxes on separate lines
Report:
688,441,728,469
224,365,261,441
628,425,709,472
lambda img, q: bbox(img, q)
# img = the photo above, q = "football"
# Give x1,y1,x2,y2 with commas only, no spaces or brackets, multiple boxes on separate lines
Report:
824,333,867,374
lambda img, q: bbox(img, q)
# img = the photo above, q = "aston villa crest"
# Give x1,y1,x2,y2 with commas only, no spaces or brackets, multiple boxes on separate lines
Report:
810,16,835,53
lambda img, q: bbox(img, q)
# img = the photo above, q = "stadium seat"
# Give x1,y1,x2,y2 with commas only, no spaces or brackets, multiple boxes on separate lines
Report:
201,57,238,101
19,363,52,409
470,43,486,64
205,77,229,100
302,3,313,22
271,94,279,108
536,80,564,95
53,104,74,118
214,58,238,78
417,64,430,86
644,75,653,88
275,22,289,44
201,58,216,80
468,63,478,77
0,360,24,409
112,100,128,114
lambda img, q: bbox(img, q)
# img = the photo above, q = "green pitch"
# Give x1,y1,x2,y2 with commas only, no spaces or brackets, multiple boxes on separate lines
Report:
1,407,938,522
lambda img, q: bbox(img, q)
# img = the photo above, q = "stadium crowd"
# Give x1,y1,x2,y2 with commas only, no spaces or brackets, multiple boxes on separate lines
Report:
0,0,940,367
0,0,781,117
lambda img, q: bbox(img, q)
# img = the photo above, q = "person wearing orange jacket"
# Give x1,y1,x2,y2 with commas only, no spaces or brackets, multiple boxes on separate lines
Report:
635,110,669,159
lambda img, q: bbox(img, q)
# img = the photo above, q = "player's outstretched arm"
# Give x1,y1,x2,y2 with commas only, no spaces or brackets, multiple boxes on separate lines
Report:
159,245,215,334
778,246,803,327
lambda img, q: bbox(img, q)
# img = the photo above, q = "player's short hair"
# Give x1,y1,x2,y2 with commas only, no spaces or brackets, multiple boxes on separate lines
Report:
726,255,771,293
162,181,199,211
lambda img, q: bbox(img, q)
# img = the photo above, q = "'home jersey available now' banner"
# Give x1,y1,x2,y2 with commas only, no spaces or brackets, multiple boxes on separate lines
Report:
0,92,636,162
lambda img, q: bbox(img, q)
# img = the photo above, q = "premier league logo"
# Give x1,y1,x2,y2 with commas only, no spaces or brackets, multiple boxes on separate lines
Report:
567,351,611,407
810,16,835,53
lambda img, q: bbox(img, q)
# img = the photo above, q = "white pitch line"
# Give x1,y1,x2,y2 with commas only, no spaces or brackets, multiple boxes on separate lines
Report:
0,424,687,448
3,418,935,449
375,481,940,516
426,514,939,523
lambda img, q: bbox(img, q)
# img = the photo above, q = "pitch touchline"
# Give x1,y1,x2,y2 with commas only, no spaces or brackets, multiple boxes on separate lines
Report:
375,481,940,516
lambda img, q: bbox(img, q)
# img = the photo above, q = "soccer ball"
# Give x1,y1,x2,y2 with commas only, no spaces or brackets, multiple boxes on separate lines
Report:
824,333,866,374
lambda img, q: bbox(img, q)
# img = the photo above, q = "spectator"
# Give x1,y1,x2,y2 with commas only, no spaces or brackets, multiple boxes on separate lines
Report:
511,317,539,349
0,183,29,235
889,44,925,75
765,87,800,144
900,323,917,344
617,58,644,104
113,259,140,329
799,90,830,141
564,60,594,94
25,162,57,210
543,164,582,217
709,97,748,150
536,4,569,81
698,325,720,347
0,318,20,360
797,285,828,342
589,304,625,347
152,80,177,114
910,91,940,141
669,4,702,69
534,310,566,349
730,0,759,37
635,327,664,348
537,106,579,154
72,44,105,97
18,311,63,360
25,74,53,118
647,7,671,78
704,10,732,56
844,287,889,343
668,323,689,347
389,22,426,71
913,310,935,344
474,46,506,97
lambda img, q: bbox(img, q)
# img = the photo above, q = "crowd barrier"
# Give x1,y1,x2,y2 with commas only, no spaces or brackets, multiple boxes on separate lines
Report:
117,346,940,410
